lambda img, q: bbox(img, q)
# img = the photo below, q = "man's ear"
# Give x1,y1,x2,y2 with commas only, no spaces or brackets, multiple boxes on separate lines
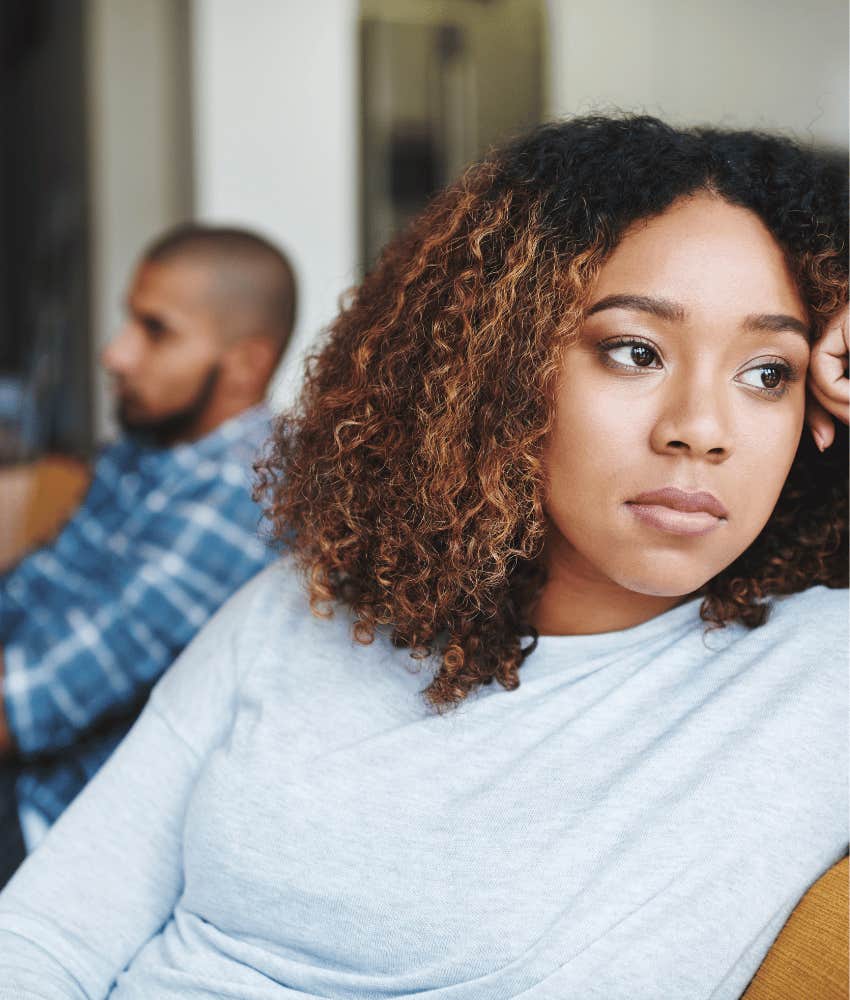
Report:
225,335,280,395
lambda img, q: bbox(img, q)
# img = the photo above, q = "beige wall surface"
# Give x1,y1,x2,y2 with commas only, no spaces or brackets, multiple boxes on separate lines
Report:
86,0,193,441
192,0,847,417
546,0,848,148
191,0,360,412
87,1,847,428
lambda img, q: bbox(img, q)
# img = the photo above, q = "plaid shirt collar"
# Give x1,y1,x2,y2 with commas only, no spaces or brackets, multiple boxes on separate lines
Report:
114,402,274,475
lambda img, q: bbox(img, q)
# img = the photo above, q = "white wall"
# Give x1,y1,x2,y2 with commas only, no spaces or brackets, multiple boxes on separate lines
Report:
191,0,359,411
191,0,847,419
546,0,848,149
86,0,193,441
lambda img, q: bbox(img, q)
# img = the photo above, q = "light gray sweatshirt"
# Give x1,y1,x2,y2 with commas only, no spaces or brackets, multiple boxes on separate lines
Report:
0,560,845,999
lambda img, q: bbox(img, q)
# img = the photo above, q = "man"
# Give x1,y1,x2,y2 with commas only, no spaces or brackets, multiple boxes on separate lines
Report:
0,224,296,879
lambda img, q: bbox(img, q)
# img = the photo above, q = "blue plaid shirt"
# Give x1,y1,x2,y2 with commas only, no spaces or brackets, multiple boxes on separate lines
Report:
0,404,277,823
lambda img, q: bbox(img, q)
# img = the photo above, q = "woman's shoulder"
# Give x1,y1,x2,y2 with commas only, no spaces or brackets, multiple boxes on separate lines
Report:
700,585,847,685
224,554,309,621
149,557,328,735
222,558,432,728
752,585,849,683
153,556,310,693
767,584,848,638
223,557,412,682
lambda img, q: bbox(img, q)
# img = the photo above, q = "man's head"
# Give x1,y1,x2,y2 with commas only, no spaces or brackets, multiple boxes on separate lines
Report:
102,225,297,445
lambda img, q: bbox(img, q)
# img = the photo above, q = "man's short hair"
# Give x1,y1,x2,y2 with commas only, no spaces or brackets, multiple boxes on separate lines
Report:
142,224,298,358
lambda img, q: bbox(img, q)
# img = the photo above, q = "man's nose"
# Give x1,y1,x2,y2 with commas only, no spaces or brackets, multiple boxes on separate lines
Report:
101,324,142,375
649,369,734,462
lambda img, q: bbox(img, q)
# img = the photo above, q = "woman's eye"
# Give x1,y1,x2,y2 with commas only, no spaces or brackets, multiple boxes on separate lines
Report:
735,362,795,397
602,340,662,370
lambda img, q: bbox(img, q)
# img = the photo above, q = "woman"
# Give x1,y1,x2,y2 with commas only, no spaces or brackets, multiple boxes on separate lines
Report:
0,116,846,999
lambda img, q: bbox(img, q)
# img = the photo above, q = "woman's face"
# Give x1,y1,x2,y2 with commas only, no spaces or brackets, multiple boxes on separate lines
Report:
543,192,810,598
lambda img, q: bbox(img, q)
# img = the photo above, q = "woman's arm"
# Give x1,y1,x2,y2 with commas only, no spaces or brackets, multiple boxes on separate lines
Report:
0,705,202,998
0,564,271,998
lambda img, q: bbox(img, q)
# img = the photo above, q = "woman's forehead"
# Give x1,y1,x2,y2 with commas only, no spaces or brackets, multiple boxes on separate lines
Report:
587,193,808,323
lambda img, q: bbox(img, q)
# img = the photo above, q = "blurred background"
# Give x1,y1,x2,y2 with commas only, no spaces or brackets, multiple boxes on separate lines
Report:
0,0,847,464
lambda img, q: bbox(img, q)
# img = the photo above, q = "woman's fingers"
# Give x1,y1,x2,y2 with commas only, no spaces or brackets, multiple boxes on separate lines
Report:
807,306,849,425
805,393,836,451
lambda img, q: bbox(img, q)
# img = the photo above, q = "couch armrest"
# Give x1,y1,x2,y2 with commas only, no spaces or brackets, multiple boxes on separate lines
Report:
741,855,848,1000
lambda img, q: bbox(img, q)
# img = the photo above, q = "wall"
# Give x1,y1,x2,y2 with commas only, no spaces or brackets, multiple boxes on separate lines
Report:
86,0,193,441
191,0,847,418
191,0,359,410
546,0,848,149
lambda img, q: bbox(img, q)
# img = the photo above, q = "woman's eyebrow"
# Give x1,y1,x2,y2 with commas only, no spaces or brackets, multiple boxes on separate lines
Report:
585,294,685,321
586,295,810,340
741,313,810,339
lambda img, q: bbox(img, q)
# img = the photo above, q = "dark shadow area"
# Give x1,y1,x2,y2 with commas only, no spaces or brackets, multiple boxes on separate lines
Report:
0,0,91,463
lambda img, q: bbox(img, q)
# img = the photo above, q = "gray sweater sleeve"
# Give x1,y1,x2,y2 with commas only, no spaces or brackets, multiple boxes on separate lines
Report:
0,568,267,998
0,707,201,998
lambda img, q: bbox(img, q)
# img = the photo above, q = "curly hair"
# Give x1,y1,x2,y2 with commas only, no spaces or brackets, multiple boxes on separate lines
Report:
257,115,848,709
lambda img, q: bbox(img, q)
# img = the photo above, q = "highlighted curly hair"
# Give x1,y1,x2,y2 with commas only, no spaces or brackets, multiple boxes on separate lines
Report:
257,115,848,708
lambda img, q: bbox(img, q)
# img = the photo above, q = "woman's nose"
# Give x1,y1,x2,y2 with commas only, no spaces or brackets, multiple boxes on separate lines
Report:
649,371,734,462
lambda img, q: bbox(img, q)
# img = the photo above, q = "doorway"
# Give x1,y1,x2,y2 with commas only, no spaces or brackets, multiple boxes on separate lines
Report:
359,0,547,271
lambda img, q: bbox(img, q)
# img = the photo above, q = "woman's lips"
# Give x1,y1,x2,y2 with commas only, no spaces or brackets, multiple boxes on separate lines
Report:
627,503,723,536
625,487,728,537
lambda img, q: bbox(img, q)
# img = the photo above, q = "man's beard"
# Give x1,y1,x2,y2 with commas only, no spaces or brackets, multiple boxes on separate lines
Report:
117,363,221,446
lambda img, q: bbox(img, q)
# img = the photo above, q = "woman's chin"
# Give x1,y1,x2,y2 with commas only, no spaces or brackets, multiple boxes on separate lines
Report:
610,563,719,600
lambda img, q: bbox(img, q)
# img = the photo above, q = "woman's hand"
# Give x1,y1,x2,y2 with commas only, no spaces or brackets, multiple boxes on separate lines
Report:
805,305,848,451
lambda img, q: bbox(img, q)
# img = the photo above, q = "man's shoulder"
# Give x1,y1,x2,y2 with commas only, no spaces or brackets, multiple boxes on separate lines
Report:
203,403,274,460
168,405,272,488
82,425,271,555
